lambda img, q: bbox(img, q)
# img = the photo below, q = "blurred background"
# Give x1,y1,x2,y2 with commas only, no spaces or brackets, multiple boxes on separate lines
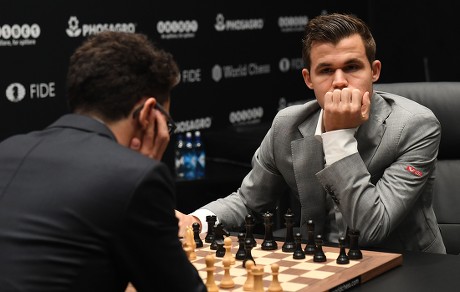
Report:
1,0,458,213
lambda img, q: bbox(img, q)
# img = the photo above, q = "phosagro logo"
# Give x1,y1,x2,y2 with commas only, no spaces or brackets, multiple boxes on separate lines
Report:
66,16,136,38
5,82,56,102
214,13,264,32
175,117,212,133
0,23,41,47
156,19,198,39
212,62,270,82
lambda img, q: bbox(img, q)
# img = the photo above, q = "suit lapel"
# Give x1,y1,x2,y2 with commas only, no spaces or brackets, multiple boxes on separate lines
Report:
356,92,391,167
291,110,327,233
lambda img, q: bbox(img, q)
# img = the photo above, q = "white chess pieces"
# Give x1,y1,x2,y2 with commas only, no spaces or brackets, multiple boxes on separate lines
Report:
205,254,218,292
243,260,255,291
219,257,235,289
223,236,235,265
252,265,265,292
268,263,283,292
187,226,197,260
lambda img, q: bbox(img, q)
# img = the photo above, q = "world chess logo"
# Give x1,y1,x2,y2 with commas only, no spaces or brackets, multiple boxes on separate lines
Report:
66,16,82,37
5,83,26,103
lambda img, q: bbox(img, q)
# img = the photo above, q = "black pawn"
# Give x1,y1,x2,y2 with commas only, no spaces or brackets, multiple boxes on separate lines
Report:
244,214,257,248
293,232,306,259
216,241,226,257
242,237,256,268
313,234,327,262
192,222,203,248
347,229,363,260
204,215,216,243
261,211,278,250
304,219,316,255
235,232,246,260
336,236,350,264
282,209,295,252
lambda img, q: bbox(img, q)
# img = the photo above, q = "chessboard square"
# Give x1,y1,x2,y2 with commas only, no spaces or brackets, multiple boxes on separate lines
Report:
231,276,247,285
325,251,339,258
254,257,282,266
263,272,298,283
316,265,347,273
291,262,322,271
251,249,273,257
229,267,247,277
280,281,312,292
278,267,312,276
301,270,335,279
260,250,293,259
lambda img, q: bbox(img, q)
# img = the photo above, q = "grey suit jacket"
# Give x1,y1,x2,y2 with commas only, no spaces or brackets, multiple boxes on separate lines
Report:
203,91,446,253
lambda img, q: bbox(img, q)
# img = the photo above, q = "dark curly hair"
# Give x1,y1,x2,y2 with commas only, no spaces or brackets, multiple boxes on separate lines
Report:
302,13,376,71
66,31,180,121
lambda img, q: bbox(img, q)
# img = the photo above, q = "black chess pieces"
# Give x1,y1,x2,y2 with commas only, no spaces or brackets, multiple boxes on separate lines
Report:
313,234,327,262
347,229,363,260
244,214,257,248
293,232,306,259
211,222,230,250
242,237,256,268
216,241,226,257
261,211,278,250
336,236,350,264
282,209,296,252
192,222,203,248
304,219,316,255
235,232,246,260
205,215,217,243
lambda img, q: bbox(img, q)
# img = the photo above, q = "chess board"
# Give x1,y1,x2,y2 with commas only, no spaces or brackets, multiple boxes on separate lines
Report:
191,236,402,292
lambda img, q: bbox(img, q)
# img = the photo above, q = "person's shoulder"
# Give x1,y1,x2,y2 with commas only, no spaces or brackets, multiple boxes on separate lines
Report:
375,90,435,116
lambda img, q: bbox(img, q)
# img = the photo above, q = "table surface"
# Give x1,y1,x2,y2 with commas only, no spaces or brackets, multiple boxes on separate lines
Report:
350,249,460,291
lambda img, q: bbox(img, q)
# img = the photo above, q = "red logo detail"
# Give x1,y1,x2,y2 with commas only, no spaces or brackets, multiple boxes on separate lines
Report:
406,165,423,177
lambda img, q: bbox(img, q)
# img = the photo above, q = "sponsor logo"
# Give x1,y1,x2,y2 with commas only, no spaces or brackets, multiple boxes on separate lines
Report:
212,63,270,82
0,23,41,47
156,19,198,39
176,117,212,133
214,13,264,32
278,16,308,32
279,57,304,72
406,165,423,177
229,107,264,125
65,16,136,38
5,82,56,102
181,68,202,83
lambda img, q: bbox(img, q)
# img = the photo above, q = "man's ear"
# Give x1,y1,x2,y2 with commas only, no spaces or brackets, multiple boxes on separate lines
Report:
302,68,314,89
138,97,157,129
371,60,382,82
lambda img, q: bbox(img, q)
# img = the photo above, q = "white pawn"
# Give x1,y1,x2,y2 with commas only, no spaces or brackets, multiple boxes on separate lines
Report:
219,257,234,289
243,260,255,291
187,226,197,260
223,236,235,265
268,263,283,292
205,254,219,292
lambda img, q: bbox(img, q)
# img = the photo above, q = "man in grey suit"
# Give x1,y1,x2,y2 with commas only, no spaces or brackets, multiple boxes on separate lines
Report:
0,31,206,291
177,13,446,254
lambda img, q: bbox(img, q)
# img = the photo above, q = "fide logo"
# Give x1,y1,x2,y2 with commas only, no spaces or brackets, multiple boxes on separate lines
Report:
5,83,26,103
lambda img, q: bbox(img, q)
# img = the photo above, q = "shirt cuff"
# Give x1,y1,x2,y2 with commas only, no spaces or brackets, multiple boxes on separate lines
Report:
321,128,358,166
190,209,219,234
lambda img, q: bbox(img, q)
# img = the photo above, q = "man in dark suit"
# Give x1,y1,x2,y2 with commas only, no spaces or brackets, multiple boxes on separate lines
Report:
0,31,206,292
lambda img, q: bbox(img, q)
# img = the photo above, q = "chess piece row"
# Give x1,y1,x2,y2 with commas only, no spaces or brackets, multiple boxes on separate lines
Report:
204,254,282,292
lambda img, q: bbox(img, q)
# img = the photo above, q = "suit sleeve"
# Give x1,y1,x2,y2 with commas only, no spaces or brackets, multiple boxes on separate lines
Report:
316,111,441,246
113,162,206,292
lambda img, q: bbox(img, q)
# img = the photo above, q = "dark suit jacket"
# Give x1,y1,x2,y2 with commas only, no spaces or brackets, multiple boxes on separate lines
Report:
0,114,206,292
